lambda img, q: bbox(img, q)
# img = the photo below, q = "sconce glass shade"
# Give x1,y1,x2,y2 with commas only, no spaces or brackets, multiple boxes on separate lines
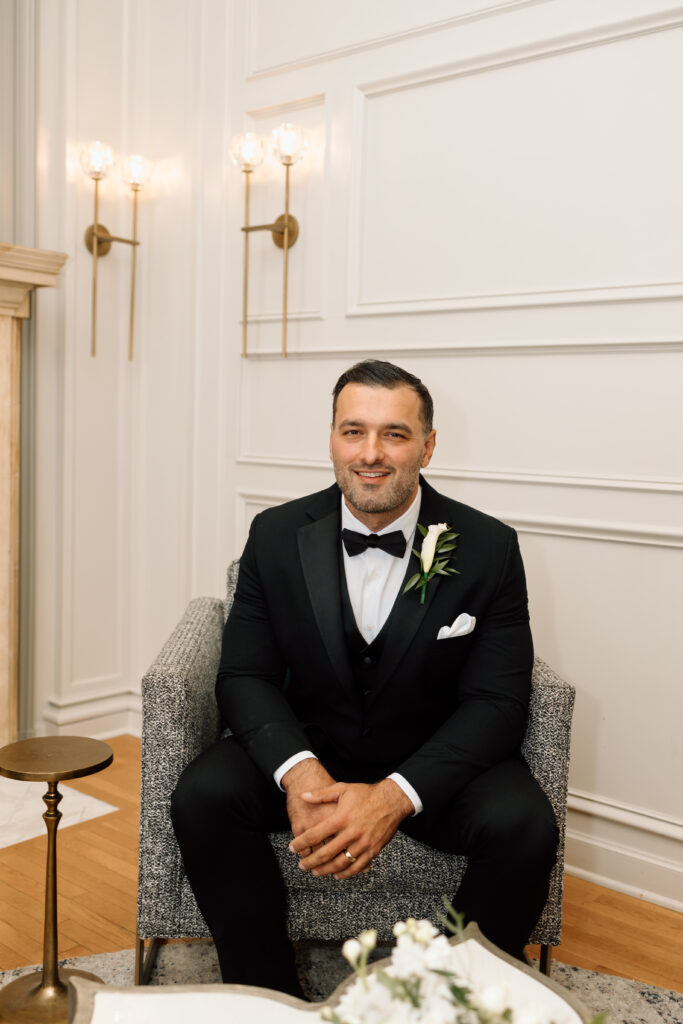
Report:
80,141,116,180
230,132,265,172
271,123,306,166
119,154,153,191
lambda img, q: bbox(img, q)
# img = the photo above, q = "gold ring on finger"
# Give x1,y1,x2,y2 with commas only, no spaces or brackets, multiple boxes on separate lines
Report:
343,849,356,864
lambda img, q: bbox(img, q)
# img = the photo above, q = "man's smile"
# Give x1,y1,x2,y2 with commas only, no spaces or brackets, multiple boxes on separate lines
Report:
353,469,391,481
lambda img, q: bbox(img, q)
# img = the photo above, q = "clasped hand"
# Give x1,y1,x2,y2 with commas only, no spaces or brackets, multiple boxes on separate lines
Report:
288,778,413,880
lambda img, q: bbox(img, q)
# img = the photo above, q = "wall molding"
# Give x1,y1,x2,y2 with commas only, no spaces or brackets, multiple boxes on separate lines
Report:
239,339,683,358
504,513,683,549
236,455,683,496
347,11,683,315
246,0,543,79
568,787,683,842
348,283,683,318
43,688,138,731
242,310,323,325
355,8,683,99
234,478,682,549
235,488,302,550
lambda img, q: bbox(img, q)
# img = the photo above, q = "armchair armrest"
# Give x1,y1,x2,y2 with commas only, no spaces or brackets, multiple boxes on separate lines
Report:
141,596,225,779
523,656,575,805
138,596,224,933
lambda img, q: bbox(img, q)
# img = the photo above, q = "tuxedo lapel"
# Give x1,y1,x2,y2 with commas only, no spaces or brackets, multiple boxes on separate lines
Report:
371,478,458,701
297,491,356,702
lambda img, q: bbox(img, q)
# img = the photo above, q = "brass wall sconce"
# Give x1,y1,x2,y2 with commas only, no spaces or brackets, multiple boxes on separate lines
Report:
231,123,306,358
81,141,152,360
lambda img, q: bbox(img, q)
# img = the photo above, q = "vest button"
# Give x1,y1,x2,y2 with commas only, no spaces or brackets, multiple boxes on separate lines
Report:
362,689,371,699
363,655,375,666
361,726,371,737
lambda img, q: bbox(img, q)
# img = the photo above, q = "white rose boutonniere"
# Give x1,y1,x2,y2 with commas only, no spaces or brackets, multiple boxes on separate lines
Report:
403,522,459,605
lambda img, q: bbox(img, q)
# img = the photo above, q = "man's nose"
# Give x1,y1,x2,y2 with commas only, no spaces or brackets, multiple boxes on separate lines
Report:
359,434,384,464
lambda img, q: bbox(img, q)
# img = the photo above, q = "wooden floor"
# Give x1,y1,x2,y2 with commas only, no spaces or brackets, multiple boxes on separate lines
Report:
1,734,681,992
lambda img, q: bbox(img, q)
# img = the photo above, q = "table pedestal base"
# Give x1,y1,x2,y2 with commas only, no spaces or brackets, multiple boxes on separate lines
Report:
0,967,103,1023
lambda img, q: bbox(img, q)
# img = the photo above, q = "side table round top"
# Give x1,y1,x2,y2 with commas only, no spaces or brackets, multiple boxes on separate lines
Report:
0,735,113,782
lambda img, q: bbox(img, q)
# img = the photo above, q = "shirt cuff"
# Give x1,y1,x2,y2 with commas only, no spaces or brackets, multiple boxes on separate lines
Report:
388,772,423,816
274,750,317,791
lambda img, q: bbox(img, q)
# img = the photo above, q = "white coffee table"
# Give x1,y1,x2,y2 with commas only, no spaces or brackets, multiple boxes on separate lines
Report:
67,930,591,1024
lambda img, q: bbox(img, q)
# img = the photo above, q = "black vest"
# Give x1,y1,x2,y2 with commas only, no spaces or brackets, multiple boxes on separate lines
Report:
339,554,397,703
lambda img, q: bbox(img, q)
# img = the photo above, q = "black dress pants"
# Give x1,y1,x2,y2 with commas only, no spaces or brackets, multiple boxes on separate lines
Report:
170,737,558,995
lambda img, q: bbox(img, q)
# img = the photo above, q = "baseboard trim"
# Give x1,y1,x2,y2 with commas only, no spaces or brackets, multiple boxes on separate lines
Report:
42,690,142,738
565,817,683,914
564,863,683,915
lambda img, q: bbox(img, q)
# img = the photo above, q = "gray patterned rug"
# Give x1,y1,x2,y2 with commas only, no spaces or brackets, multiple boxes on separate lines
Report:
1,941,681,1024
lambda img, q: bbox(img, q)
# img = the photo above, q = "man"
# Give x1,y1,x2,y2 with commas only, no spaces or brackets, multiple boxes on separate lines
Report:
171,360,558,997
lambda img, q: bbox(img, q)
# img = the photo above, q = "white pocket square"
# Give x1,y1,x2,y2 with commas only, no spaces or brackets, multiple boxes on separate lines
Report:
437,613,476,641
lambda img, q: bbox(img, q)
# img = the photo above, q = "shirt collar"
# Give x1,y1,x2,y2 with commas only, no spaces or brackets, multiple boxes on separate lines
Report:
340,487,422,539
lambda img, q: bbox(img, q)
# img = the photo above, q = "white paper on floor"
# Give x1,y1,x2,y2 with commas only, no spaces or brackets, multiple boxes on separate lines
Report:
0,777,118,848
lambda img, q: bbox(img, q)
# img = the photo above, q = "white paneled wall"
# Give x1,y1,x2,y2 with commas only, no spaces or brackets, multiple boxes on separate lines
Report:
28,0,233,735
20,0,683,910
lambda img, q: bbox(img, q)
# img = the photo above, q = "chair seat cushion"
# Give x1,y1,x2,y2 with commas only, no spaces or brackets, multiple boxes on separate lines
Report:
269,830,467,894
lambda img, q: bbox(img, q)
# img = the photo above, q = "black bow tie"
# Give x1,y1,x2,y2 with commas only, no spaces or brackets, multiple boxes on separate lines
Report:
341,528,407,559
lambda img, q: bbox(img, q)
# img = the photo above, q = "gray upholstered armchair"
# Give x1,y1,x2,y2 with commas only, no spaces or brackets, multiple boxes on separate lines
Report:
136,561,574,984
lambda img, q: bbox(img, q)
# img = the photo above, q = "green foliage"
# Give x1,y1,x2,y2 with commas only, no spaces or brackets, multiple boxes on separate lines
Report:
439,896,467,936
376,968,422,1008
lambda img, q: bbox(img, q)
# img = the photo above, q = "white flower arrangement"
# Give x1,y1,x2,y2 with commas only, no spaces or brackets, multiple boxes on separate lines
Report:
321,907,606,1024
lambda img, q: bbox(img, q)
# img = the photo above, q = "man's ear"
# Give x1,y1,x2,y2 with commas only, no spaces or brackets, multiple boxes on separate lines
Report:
421,429,436,468
329,423,334,461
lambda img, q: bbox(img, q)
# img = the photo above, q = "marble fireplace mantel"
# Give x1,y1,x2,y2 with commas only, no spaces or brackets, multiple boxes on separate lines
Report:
0,243,68,745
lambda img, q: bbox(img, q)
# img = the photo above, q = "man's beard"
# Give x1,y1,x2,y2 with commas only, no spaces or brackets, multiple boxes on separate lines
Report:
332,460,421,517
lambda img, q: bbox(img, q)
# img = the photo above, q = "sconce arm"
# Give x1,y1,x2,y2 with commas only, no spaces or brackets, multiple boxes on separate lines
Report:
240,213,298,250
96,232,140,247
242,223,284,234
85,224,140,255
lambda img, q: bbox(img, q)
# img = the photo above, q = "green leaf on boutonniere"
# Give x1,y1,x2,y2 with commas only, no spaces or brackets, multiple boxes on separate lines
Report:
403,521,459,604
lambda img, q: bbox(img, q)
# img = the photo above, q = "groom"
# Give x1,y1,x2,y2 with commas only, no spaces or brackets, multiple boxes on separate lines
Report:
171,359,558,997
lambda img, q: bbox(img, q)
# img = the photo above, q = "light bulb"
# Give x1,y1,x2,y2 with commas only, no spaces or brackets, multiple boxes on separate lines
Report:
271,123,306,166
80,141,115,180
230,132,265,172
119,154,153,191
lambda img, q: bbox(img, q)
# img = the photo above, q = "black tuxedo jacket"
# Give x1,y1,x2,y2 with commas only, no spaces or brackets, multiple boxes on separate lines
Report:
216,477,533,813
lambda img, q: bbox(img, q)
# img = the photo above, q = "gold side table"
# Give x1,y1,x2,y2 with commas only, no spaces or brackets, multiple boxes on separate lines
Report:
0,736,113,1023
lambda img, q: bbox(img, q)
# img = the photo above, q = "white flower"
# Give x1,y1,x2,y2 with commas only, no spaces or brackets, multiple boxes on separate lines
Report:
423,934,456,973
415,919,439,945
337,974,409,1024
478,983,508,1015
420,523,449,573
392,921,407,937
358,929,377,951
342,938,362,964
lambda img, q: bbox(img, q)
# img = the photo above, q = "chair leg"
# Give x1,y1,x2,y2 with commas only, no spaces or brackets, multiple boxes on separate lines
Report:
135,934,162,985
539,944,552,976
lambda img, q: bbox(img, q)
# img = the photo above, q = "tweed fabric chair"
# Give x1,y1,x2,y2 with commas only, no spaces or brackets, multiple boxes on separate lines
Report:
136,561,574,983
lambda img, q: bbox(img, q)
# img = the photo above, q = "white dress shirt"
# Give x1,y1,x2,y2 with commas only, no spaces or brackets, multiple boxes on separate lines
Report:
274,491,424,815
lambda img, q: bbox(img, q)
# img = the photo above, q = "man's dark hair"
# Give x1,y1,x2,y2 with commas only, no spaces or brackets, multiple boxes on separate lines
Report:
332,360,434,434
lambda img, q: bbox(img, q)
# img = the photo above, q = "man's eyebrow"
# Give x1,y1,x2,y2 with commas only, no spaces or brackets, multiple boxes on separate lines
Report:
338,418,414,433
